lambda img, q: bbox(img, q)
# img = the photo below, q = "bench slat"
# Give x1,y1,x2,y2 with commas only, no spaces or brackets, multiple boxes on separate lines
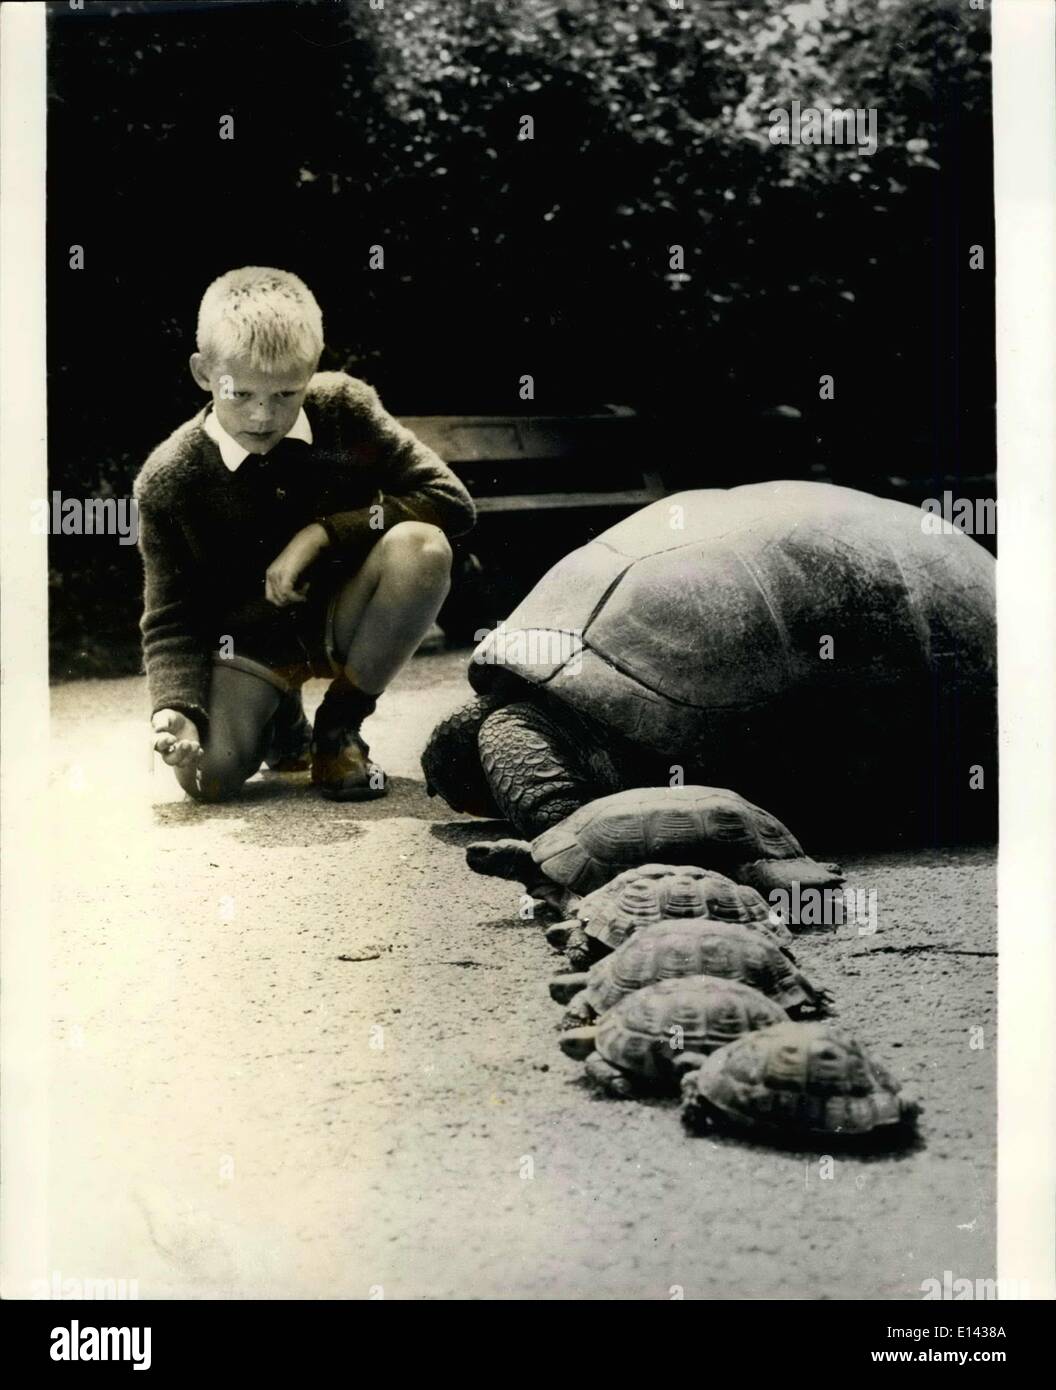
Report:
399,414,640,465
474,489,663,514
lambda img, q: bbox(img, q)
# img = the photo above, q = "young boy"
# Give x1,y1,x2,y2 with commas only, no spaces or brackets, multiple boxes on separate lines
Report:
136,267,475,802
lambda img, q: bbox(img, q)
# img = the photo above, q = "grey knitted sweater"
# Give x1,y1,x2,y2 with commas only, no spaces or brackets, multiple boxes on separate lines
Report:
133,371,475,731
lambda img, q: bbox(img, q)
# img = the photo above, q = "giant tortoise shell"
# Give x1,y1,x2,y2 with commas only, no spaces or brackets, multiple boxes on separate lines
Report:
470,481,994,758
544,862,793,970
434,482,995,843
680,1021,920,1143
558,975,787,1097
550,919,831,1027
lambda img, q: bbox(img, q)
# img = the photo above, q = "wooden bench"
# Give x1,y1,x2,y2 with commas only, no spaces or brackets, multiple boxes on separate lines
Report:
398,408,666,515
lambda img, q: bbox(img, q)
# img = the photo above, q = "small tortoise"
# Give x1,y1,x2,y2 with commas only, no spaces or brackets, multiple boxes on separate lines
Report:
543,862,793,970
680,1020,920,1144
550,919,832,1027
467,785,842,912
558,975,788,1097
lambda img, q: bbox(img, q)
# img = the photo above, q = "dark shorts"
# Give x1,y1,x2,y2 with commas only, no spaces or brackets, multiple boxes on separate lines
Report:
213,587,342,695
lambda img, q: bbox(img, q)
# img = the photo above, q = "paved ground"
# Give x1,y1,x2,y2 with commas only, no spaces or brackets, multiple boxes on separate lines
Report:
44,647,995,1300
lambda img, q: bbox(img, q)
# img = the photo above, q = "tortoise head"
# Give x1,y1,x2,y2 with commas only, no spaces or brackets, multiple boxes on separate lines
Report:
421,695,502,816
558,1026,597,1061
465,837,534,879
466,840,580,917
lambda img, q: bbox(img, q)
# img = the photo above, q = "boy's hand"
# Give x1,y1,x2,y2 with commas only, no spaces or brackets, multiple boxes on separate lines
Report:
152,709,204,767
265,523,329,607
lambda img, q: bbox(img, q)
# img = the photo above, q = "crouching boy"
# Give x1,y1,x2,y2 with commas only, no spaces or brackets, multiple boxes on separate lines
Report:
135,266,475,801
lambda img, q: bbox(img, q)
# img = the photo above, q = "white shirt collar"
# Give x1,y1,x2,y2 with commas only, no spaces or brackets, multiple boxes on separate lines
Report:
203,405,313,472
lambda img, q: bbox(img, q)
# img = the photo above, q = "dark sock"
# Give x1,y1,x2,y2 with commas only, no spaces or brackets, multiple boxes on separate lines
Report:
319,675,378,730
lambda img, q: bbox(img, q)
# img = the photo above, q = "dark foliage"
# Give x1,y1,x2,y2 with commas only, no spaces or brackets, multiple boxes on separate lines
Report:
46,0,994,677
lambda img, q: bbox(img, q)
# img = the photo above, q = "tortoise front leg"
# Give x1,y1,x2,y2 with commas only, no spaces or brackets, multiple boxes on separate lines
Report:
421,692,505,815
545,920,596,969
477,699,621,838
560,996,596,1030
544,920,576,951
563,924,598,971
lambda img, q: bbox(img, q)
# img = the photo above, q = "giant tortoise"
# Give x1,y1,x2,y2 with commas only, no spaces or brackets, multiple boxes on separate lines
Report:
423,482,995,842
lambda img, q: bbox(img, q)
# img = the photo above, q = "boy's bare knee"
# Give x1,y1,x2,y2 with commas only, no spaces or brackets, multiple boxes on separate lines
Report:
381,522,452,576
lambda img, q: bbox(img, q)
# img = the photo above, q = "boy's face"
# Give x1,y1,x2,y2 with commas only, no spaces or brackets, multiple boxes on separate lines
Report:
190,352,314,455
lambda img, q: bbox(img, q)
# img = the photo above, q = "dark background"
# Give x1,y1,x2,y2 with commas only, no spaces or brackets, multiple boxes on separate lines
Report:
46,0,995,676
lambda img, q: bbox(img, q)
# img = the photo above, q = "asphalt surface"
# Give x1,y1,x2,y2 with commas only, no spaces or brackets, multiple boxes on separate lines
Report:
44,646,995,1299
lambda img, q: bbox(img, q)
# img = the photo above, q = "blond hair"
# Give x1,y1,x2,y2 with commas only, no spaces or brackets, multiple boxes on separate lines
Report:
196,267,324,371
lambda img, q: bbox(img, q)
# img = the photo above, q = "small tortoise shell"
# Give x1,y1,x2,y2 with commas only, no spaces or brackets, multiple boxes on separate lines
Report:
681,1021,918,1137
595,976,787,1083
578,863,791,952
533,786,804,893
582,920,822,1018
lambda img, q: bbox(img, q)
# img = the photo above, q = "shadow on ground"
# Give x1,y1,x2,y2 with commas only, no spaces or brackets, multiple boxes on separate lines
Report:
153,774,476,847
429,820,511,847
